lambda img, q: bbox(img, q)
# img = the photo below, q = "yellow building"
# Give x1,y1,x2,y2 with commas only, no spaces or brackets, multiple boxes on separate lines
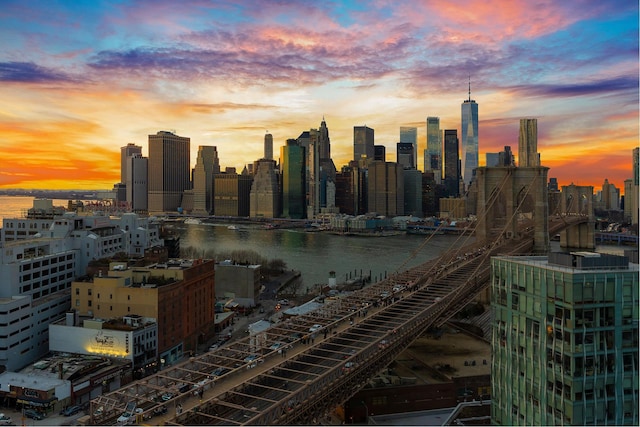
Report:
73,259,216,367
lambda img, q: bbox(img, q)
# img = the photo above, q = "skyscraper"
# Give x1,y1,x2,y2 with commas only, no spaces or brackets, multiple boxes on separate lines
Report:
281,139,306,219
425,117,442,183
491,252,639,425
126,153,148,213
250,159,280,218
461,81,478,190
519,118,539,167
264,133,273,160
367,160,404,217
400,126,418,169
192,145,220,215
396,142,415,169
121,143,143,207
148,131,191,213
443,129,460,197
354,125,374,164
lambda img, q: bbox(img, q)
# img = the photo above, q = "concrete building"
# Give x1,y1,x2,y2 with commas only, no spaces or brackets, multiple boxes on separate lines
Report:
213,168,252,217
148,131,191,214
215,261,261,308
491,252,639,425
72,259,217,368
367,161,404,217
250,159,280,218
192,145,220,215
264,133,273,161
126,153,148,213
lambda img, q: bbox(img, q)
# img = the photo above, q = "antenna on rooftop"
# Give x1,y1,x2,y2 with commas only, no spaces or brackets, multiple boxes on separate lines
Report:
468,75,471,102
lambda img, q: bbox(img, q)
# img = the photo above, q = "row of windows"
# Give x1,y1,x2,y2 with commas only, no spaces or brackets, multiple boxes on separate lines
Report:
21,254,73,271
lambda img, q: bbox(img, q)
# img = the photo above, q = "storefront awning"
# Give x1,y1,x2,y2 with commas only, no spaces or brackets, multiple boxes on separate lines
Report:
17,396,58,407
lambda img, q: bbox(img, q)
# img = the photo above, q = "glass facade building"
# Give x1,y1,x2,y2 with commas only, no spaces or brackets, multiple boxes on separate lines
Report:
491,253,639,426
461,98,478,190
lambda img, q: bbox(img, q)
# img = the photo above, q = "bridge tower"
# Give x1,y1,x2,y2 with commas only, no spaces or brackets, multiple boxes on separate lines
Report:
559,184,595,249
475,119,549,253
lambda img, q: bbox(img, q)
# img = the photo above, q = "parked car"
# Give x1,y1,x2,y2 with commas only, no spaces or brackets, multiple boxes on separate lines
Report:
24,409,45,420
0,413,12,425
62,405,83,416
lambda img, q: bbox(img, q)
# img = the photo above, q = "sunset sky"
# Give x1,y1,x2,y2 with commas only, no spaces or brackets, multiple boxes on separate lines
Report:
0,0,637,192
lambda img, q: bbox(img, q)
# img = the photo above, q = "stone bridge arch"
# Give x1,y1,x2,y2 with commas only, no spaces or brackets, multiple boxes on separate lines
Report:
475,165,549,253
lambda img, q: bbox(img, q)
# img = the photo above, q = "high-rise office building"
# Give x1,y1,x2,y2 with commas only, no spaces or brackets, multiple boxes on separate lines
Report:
281,139,306,219
374,145,386,162
192,145,220,215
354,126,374,163
400,126,418,169
519,119,539,167
443,129,460,197
213,167,252,217
121,143,142,184
148,131,191,213
126,153,148,213
250,159,280,218
491,252,639,426
264,133,273,160
631,148,639,225
397,142,415,169
461,82,478,190
319,117,331,160
335,163,367,216
425,117,442,183
367,161,404,217
403,168,422,217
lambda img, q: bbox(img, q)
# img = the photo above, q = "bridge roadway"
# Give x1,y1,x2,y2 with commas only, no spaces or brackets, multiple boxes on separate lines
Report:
87,215,586,426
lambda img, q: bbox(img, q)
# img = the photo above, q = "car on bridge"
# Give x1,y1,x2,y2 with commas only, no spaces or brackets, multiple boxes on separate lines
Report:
269,342,284,351
342,361,357,373
244,354,260,363
309,324,322,333
211,367,230,377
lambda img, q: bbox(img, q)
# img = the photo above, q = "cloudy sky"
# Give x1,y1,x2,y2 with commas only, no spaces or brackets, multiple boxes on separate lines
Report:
0,0,637,191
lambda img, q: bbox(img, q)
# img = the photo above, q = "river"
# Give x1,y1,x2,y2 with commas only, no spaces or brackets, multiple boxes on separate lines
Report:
169,221,467,288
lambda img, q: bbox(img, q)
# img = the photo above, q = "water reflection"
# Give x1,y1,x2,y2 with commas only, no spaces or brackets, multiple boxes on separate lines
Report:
174,223,463,287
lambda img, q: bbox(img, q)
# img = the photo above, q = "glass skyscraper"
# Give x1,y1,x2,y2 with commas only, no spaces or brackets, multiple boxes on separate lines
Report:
461,85,478,190
425,117,442,183
491,252,639,426
400,126,418,169
280,139,306,219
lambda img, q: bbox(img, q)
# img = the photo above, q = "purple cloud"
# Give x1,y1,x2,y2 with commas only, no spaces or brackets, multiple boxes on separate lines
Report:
0,61,72,83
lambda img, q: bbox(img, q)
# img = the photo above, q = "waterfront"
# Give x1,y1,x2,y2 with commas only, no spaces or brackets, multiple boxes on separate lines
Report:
170,221,464,288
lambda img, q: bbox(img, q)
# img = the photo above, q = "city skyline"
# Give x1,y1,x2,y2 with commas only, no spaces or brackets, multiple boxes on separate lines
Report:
0,1,637,191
